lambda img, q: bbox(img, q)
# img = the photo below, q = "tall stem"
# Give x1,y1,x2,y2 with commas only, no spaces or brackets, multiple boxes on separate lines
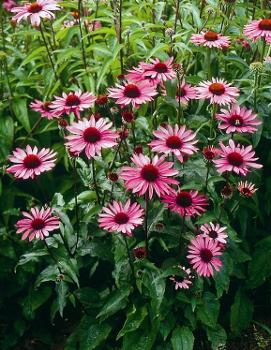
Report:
78,0,88,71
39,23,59,81
0,9,13,99
254,71,258,111
92,158,101,204
73,158,80,253
144,194,149,256
118,0,124,73
174,0,180,34
206,49,211,79
109,139,123,171
44,240,62,275
124,236,136,286
59,229,73,258
205,162,210,192
209,104,217,140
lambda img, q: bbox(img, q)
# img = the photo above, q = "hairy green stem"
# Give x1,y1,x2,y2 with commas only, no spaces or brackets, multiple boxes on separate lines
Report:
39,23,59,81
91,158,101,204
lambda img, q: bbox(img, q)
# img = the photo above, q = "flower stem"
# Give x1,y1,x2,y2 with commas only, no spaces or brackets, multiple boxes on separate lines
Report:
205,162,211,192
44,240,62,275
39,23,59,81
109,139,123,171
124,235,136,285
144,194,149,256
118,0,124,73
59,229,73,258
254,71,258,111
206,49,211,79
174,0,180,34
209,104,217,140
91,158,101,204
78,0,88,71
72,158,80,254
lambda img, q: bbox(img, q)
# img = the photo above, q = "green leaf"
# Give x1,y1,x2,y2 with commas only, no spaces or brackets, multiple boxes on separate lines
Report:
117,305,148,340
0,115,14,162
123,319,159,350
56,281,69,318
213,253,233,298
230,288,254,335
15,250,48,271
197,292,220,329
206,325,227,350
65,316,112,350
59,259,79,287
74,287,101,309
247,237,271,289
142,267,165,318
11,98,31,132
35,265,59,287
96,287,131,321
171,326,194,350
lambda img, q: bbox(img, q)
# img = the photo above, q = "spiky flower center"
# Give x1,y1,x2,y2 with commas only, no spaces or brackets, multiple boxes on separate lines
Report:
258,19,271,31
166,135,183,149
209,83,225,96
65,94,81,107
177,87,186,97
176,191,193,207
23,154,41,169
229,114,243,126
208,230,218,239
227,152,243,166
200,248,213,263
83,127,101,143
31,218,45,230
154,62,168,73
141,164,159,182
124,84,141,98
114,212,129,224
28,3,43,13
204,31,218,41
43,102,51,112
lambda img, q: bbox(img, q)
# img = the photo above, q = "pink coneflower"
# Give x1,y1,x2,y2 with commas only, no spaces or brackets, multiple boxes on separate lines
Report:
98,199,144,236
162,189,208,217
86,20,102,32
65,116,118,159
216,104,261,134
149,124,198,163
108,81,157,108
126,66,160,87
133,246,147,259
140,57,176,82
7,145,57,179
244,19,271,41
11,0,61,27
30,99,57,120
200,222,228,244
221,184,234,199
237,181,258,197
196,78,239,105
120,154,178,199
214,140,262,176
190,31,230,49
16,207,60,241
176,81,197,104
49,90,96,119
187,236,223,277
3,0,17,11
202,145,219,162
170,265,194,290
236,38,250,50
